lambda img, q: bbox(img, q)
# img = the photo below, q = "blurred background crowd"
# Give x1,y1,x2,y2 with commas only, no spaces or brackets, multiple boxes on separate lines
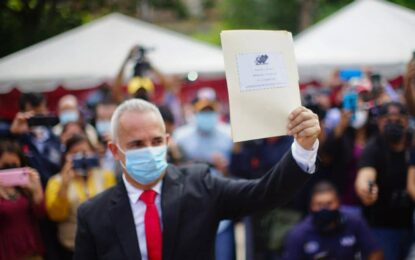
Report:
1,0,415,260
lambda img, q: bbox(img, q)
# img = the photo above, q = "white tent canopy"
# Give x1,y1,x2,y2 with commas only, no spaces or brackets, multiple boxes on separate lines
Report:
0,13,225,94
294,0,415,81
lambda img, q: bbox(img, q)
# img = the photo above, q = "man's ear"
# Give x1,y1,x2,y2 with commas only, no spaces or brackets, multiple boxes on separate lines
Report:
108,142,120,160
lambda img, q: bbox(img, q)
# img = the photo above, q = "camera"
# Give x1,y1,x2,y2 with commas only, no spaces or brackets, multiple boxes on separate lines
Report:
132,47,153,77
28,115,59,127
72,154,100,174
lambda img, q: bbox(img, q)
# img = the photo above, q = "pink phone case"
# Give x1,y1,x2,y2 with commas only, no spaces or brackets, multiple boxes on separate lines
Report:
0,167,29,187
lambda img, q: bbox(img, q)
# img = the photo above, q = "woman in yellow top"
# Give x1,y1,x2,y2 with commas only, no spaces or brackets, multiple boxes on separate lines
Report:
45,134,116,259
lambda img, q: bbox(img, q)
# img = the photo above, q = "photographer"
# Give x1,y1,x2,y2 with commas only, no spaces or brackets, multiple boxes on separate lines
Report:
0,140,45,260
321,88,373,210
355,102,414,260
45,134,115,259
10,93,61,187
53,95,99,148
93,102,119,173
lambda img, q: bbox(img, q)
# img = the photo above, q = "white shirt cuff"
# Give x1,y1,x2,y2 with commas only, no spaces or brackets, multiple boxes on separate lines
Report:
291,139,319,174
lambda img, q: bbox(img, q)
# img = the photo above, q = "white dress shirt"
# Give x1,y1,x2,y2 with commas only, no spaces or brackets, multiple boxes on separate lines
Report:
291,139,319,174
121,140,318,260
122,174,163,260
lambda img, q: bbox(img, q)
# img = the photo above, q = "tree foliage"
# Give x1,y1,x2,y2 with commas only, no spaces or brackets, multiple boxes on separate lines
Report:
221,0,300,32
221,0,415,34
0,0,187,58
1,0,415,57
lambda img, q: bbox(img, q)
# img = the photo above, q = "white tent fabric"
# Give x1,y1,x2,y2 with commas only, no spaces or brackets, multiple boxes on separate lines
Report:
294,0,415,81
0,13,225,93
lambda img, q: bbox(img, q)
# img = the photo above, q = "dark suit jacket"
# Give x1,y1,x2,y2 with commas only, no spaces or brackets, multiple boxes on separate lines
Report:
74,151,311,260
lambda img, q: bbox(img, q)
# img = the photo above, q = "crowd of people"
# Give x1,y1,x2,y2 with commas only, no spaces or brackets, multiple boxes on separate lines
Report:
0,48,415,260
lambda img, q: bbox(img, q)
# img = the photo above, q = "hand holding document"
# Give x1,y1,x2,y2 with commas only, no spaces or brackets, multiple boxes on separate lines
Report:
221,30,302,142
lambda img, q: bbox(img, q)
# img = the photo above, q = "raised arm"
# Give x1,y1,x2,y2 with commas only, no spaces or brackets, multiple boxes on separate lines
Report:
404,59,415,115
111,46,139,103
214,107,320,219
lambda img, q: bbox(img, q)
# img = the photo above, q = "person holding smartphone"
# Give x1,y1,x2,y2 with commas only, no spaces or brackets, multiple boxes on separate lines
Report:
0,140,45,260
10,93,61,187
45,134,116,260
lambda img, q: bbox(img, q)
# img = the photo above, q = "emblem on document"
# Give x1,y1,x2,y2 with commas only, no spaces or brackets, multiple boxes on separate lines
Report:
255,54,269,65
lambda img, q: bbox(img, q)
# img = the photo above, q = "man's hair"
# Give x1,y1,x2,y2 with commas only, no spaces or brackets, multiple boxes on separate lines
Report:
310,181,339,199
58,95,78,110
110,99,165,142
18,93,46,112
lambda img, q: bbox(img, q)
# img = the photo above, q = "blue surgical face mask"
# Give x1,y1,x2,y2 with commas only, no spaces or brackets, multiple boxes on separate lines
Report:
118,145,168,185
59,110,79,125
96,120,111,136
196,111,218,133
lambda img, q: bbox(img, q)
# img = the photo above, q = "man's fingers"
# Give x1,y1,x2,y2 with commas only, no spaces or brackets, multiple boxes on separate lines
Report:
288,109,317,131
298,124,320,137
288,106,307,120
288,114,319,134
288,118,318,136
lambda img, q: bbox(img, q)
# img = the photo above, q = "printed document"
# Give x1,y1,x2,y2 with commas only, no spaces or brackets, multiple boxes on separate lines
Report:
221,30,301,142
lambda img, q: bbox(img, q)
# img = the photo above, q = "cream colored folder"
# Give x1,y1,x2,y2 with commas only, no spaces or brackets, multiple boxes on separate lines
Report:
221,30,301,142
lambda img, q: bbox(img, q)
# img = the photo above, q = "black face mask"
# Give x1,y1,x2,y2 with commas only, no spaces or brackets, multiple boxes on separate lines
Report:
313,209,341,234
383,120,404,144
0,163,19,170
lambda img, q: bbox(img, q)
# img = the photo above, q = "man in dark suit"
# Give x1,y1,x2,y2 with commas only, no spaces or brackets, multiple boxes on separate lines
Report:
74,99,321,260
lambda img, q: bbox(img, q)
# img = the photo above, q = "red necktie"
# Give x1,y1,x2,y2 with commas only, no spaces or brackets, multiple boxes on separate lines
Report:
140,190,162,260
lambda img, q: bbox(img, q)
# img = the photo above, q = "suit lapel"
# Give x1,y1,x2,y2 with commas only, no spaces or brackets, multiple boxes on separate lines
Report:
161,165,184,260
109,181,142,260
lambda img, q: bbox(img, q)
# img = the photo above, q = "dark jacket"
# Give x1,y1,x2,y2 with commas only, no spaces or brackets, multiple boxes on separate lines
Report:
74,151,311,260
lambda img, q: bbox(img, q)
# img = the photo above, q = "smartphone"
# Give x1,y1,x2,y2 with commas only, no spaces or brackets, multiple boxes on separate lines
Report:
0,167,29,187
370,73,383,97
28,115,59,127
339,69,363,81
72,155,100,171
343,91,358,121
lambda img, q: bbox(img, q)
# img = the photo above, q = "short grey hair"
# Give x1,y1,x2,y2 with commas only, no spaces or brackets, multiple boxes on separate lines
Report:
110,99,165,142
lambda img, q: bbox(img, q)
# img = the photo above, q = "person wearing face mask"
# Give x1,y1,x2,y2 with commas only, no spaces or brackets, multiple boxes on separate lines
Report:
320,92,373,213
73,98,321,260
173,88,235,260
93,102,120,174
10,93,61,187
10,93,66,260
355,102,414,260
53,95,99,149
0,140,45,260
173,88,232,171
282,181,382,260
45,134,116,259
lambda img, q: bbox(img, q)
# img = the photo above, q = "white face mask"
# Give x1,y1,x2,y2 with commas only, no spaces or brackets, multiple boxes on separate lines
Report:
351,110,368,129
117,145,168,185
